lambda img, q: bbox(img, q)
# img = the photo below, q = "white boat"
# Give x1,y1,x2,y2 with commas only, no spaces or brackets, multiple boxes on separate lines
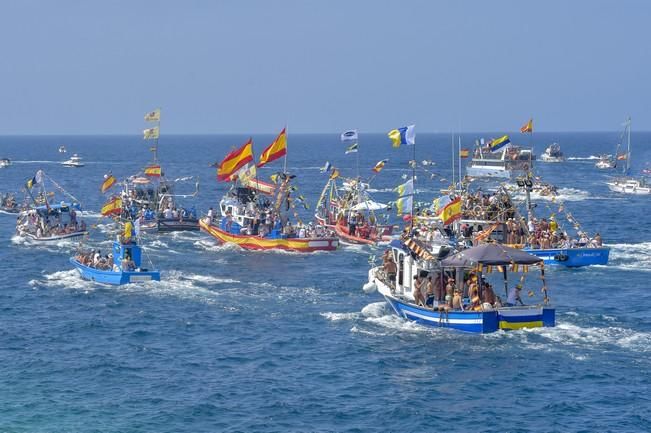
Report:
0,158,10,168
540,143,564,162
606,117,650,195
58,145,67,153
595,155,616,169
62,154,84,167
466,145,534,179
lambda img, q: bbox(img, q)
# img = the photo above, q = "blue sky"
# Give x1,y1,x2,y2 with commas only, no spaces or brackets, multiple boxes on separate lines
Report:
1,0,649,134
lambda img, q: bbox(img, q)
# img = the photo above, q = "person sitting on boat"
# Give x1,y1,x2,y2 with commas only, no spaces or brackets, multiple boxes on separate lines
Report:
298,224,306,239
505,284,524,307
592,232,603,247
482,282,496,306
207,207,214,222
413,274,426,306
549,216,558,233
358,221,370,239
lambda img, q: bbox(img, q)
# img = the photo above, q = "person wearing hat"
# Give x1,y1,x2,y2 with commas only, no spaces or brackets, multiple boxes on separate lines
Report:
506,284,524,306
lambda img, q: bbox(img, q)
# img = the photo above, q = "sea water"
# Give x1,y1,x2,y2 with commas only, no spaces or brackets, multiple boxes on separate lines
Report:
1,132,650,432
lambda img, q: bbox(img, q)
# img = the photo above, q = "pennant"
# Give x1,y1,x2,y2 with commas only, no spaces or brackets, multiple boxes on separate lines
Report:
143,127,160,140
217,139,254,181
144,164,162,177
372,159,388,173
520,118,533,134
488,135,511,152
460,148,470,158
345,142,358,154
320,161,332,173
101,197,122,216
341,130,358,142
144,108,161,122
439,197,462,225
101,174,117,193
25,176,37,189
388,125,415,148
258,128,287,168
330,169,340,180
617,153,628,161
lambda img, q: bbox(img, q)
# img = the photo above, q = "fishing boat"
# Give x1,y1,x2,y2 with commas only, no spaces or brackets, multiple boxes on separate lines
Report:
456,179,609,267
315,175,393,245
1,193,20,214
0,158,10,168
540,143,564,162
606,118,651,195
62,154,84,167
466,137,534,178
595,154,616,169
15,170,88,242
365,241,555,333
201,130,338,252
70,225,160,285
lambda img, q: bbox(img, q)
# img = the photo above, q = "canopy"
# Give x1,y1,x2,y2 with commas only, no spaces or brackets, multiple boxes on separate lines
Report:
351,200,388,211
440,243,542,267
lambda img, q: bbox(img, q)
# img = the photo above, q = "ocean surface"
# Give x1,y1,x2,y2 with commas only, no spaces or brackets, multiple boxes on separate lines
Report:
1,132,650,432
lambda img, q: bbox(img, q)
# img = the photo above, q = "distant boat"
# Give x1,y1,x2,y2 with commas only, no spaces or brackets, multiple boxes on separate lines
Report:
466,143,535,179
595,154,616,169
58,145,67,153
606,117,651,195
540,143,564,163
0,158,10,168
62,154,84,167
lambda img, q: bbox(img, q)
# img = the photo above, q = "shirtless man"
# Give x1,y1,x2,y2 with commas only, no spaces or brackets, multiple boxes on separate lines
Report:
413,274,426,306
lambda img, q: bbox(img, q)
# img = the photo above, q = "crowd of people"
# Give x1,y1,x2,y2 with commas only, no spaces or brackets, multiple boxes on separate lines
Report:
1,193,18,211
16,206,86,239
74,249,117,271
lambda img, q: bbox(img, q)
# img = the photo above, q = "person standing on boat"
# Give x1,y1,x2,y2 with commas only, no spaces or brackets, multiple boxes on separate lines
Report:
413,274,426,306
347,211,357,236
506,284,524,306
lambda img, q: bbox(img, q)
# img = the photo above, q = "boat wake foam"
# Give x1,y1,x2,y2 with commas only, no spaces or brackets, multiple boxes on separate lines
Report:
601,241,651,272
567,155,600,161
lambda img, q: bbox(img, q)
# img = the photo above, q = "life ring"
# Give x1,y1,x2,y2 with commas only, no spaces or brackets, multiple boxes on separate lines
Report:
553,254,569,262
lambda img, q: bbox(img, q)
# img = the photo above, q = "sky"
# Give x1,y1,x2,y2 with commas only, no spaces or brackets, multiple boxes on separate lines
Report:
0,0,650,134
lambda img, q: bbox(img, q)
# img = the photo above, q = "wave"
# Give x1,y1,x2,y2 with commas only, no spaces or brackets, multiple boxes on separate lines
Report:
511,187,591,202
567,155,600,161
598,241,651,273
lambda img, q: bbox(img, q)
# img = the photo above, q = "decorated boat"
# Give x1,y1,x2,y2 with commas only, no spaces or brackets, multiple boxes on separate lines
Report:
365,241,555,333
540,143,564,162
201,130,338,252
70,223,160,285
15,170,88,242
606,117,651,195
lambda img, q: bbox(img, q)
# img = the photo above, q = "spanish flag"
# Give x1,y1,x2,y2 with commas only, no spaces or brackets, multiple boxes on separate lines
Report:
372,159,388,173
439,197,462,225
101,174,117,193
101,197,122,216
258,128,287,168
217,139,254,181
144,164,162,177
520,118,533,134
459,148,470,158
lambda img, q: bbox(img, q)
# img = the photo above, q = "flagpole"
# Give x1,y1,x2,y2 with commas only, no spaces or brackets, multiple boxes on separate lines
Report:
411,133,416,225
458,135,462,191
451,133,455,188
283,124,288,174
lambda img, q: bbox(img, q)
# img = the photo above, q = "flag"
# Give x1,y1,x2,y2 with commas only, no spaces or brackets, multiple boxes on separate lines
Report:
149,146,157,152
520,118,533,134
144,164,161,177
372,159,388,173
218,139,254,181
439,197,462,225
388,125,415,148
144,108,161,122
394,179,414,215
488,135,511,152
341,130,358,142
432,195,453,214
101,174,117,193
101,197,122,216
460,148,470,158
143,127,160,140
320,161,332,173
345,142,358,154
330,169,340,180
617,153,627,161
236,163,257,183
25,176,37,189
258,128,287,168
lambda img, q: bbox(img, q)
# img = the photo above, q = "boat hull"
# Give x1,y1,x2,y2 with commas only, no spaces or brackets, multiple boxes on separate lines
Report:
157,218,200,232
70,258,160,285
466,166,511,179
523,246,610,267
200,218,339,252
606,182,651,195
334,222,391,246
23,231,88,242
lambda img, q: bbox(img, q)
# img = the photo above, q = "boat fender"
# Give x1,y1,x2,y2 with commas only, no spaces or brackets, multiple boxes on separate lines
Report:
553,253,569,262
362,281,377,294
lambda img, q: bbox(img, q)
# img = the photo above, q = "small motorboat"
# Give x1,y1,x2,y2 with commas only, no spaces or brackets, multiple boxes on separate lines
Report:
539,143,564,162
0,158,10,168
58,145,67,153
71,237,160,285
595,154,616,169
62,154,84,167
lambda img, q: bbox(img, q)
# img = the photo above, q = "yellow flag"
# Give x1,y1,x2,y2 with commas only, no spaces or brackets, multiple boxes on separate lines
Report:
143,127,160,140
144,108,161,122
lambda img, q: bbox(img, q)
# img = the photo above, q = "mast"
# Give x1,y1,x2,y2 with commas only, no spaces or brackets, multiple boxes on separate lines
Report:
283,124,288,174
626,116,631,175
458,135,462,190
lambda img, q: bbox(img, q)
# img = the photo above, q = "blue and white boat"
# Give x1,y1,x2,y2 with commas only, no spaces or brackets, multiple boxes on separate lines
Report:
366,241,555,334
70,237,160,285
522,246,610,267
